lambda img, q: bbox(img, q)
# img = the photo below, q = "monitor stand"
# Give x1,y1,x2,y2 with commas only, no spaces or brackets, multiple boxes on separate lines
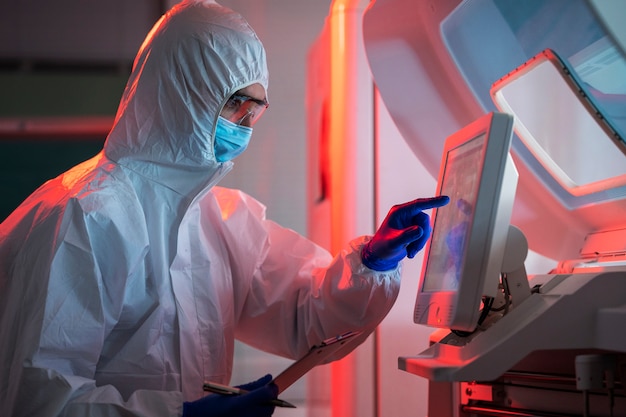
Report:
489,225,532,321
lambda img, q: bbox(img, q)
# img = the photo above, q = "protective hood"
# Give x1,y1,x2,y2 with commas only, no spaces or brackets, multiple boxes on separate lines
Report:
104,0,269,173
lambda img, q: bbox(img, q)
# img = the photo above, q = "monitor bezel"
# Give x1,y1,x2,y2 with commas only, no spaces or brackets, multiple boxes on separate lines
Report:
414,112,517,332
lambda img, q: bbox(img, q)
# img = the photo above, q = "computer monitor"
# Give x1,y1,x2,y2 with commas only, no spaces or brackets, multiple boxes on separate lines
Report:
414,112,518,333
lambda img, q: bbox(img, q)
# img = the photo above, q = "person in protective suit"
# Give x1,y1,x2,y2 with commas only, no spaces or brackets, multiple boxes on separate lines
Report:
0,1,449,416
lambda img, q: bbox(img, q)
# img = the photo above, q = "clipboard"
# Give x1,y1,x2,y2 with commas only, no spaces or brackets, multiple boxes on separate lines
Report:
271,331,364,394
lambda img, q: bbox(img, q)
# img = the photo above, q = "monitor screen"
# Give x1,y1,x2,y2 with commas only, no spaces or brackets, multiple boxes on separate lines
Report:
414,112,517,332
421,133,485,293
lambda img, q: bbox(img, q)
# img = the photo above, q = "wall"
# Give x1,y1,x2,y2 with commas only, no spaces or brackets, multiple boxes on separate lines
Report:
216,0,332,236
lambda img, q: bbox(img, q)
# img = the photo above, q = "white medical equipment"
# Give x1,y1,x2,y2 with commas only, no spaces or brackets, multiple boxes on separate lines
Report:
363,0,626,416
399,107,626,415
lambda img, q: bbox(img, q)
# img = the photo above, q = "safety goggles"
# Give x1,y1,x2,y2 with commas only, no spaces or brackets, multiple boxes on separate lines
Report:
221,94,269,126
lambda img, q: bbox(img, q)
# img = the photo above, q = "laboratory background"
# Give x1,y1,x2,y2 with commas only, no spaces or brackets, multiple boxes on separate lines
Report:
1,0,625,417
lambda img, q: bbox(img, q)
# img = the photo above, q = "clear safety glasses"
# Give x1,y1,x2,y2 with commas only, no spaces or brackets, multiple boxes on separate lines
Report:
221,94,269,126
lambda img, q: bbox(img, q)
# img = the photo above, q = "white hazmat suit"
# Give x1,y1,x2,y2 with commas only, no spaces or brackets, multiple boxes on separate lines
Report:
0,1,401,416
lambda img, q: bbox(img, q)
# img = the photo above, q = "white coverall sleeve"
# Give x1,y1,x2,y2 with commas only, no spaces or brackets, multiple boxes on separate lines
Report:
5,196,184,417
221,190,402,360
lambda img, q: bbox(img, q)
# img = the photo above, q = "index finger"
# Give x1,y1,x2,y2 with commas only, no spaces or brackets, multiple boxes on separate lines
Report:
407,195,450,211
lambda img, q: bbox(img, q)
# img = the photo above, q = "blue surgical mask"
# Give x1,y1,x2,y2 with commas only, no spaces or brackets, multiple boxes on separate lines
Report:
214,116,253,162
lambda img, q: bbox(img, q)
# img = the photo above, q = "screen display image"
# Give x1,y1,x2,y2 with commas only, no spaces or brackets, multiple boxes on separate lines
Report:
422,134,485,292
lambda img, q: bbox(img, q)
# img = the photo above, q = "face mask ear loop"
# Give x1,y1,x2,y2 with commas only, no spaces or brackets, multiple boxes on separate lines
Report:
236,110,254,126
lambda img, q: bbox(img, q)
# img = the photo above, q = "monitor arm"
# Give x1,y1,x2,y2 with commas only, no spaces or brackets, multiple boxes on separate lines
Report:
501,225,531,309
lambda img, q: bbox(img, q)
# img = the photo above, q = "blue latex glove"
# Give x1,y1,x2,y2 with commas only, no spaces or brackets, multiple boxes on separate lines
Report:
183,374,278,417
361,196,450,271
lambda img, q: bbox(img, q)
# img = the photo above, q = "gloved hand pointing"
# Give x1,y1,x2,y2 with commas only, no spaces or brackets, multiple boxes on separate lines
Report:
183,374,278,417
361,196,450,271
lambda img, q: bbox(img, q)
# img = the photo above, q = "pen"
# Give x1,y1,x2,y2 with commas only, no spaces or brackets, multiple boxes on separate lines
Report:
203,381,297,408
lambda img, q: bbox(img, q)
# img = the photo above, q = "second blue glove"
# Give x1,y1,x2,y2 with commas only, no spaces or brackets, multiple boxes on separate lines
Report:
183,374,278,417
